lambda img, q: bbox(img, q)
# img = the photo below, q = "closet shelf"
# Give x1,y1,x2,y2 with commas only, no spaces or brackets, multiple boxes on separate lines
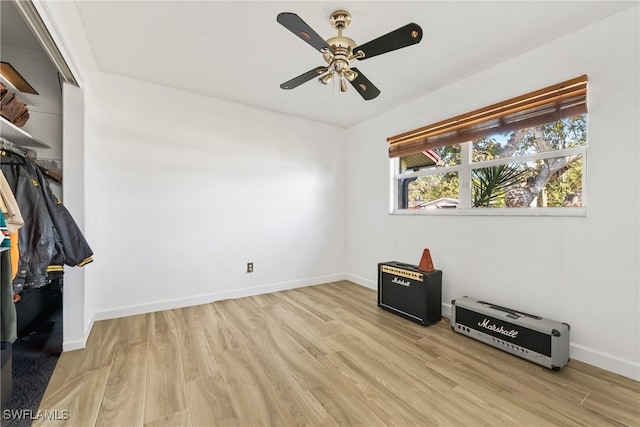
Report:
0,116,51,149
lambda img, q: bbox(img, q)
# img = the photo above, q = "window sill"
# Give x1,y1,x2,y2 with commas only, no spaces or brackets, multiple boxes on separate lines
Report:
390,207,587,217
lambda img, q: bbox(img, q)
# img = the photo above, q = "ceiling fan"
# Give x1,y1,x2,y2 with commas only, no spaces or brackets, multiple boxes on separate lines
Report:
277,10,423,100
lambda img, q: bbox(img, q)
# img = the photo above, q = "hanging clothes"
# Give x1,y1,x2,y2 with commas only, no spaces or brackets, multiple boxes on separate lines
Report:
0,192,7,216
0,170,23,233
25,159,93,268
0,214,9,249
1,169,23,282
1,169,22,282
1,214,17,345
9,232,18,280
0,150,93,293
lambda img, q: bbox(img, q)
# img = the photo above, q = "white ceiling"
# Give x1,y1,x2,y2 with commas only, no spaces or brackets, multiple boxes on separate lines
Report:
5,1,638,128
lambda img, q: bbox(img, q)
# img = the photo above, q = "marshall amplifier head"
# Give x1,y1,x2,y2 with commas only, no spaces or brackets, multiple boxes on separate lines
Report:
451,296,570,370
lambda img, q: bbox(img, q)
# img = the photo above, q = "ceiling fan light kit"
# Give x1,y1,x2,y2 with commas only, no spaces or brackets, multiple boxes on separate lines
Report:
277,10,423,100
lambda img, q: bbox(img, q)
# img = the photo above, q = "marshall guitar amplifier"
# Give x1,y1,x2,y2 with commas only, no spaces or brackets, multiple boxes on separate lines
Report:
451,296,570,370
378,262,442,326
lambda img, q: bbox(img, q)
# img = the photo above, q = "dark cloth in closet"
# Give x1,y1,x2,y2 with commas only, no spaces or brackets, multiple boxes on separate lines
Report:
26,159,93,268
1,249,17,344
0,151,93,293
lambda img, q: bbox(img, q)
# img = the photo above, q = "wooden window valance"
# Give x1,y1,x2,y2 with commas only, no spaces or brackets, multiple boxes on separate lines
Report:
388,75,588,159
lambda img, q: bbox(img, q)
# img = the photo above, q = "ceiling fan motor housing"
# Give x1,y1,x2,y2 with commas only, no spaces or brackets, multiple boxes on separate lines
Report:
323,11,362,80
323,37,356,71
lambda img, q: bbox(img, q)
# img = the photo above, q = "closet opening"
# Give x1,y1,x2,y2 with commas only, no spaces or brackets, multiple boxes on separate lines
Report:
1,0,88,417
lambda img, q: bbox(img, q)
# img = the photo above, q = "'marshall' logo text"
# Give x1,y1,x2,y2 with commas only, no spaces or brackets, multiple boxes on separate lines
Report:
477,319,519,338
392,277,411,287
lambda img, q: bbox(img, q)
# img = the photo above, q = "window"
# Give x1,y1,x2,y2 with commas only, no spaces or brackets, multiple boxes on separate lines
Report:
390,76,587,215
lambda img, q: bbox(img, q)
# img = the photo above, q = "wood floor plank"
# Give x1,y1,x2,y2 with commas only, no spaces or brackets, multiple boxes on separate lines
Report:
335,309,443,367
143,409,191,427
215,348,284,427
582,389,640,426
284,288,337,322
308,384,390,427
95,342,148,427
569,358,640,393
194,303,234,354
324,329,454,401
316,351,435,426
61,319,121,374
244,326,333,424
143,310,189,425
38,349,90,401
218,298,263,332
248,292,279,309
242,338,329,425
173,307,223,383
428,355,566,425
34,366,110,427
41,314,150,406
278,314,336,359
208,301,251,352
112,313,149,346
35,281,639,426
185,375,238,427
427,385,516,426
258,314,335,394
276,293,337,337
215,310,328,426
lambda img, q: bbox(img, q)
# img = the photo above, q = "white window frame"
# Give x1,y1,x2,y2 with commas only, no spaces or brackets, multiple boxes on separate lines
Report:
390,143,587,217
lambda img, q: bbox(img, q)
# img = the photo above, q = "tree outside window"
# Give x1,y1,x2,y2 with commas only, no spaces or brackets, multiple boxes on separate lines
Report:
395,115,586,211
391,77,588,214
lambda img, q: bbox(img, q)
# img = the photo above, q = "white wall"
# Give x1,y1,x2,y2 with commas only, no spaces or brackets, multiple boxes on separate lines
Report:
345,6,639,380
83,72,346,320
60,82,86,352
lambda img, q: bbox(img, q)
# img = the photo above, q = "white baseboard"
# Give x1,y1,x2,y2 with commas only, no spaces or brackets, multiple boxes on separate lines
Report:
62,314,95,352
63,274,346,351
345,273,376,290
91,273,346,323
442,302,452,319
62,338,86,352
569,343,639,381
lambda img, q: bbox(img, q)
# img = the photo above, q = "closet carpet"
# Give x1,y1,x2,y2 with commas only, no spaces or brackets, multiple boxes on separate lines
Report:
2,309,61,427
35,281,640,426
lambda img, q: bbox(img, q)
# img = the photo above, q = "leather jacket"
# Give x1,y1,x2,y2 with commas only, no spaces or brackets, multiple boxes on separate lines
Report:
1,151,93,292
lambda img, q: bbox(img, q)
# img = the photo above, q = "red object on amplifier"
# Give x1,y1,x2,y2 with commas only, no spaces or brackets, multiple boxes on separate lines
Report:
418,248,435,272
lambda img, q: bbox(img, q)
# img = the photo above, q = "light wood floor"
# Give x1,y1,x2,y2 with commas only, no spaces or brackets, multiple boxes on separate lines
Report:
35,281,639,426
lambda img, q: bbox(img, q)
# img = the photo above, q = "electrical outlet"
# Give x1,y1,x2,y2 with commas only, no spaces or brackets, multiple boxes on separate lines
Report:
247,262,254,273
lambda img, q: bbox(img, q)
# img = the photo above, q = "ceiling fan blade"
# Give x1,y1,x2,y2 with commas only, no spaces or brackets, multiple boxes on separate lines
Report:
277,12,333,53
280,67,329,90
355,23,423,60
348,68,380,100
